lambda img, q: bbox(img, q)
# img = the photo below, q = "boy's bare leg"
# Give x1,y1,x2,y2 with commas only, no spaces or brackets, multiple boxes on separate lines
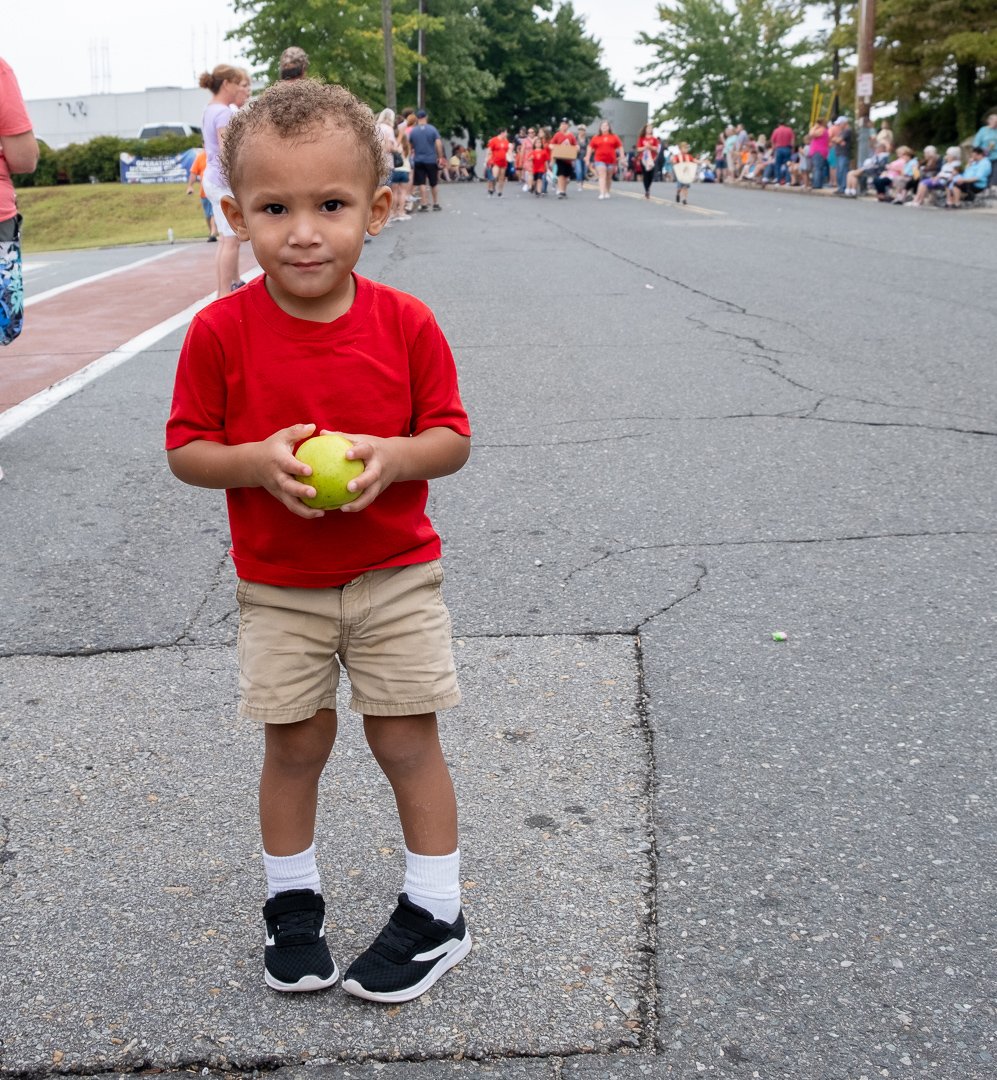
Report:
260,708,338,855
363,712,457,855
216,235,241,297
342,712,467,1001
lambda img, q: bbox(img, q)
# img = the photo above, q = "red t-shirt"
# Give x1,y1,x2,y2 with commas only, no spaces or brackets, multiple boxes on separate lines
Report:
0,58,33,220
488,136,510,167
550,132,577,147
589,133,623,164
637,136,660,167
166,274,471,588
530,147,550,173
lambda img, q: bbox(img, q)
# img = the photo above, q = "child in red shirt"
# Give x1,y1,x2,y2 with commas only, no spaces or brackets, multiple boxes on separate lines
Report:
529,136,550,196
486,126,511,196
166,80,472,1005
584,119,625,199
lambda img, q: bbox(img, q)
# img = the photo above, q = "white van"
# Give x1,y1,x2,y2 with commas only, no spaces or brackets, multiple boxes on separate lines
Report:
137,122,201,139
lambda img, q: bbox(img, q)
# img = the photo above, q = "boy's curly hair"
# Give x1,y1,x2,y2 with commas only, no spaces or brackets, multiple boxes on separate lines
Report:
221,80,386,193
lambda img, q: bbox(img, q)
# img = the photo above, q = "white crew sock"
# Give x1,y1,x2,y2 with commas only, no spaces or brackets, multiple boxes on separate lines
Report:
263,844,321,899
402,847,461,924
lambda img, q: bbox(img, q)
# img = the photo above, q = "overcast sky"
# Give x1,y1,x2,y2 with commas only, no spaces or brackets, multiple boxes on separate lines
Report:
5,0,669,107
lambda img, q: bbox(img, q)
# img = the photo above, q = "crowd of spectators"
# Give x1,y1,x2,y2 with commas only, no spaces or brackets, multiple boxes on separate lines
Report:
698,112,996,208
378,103,997,214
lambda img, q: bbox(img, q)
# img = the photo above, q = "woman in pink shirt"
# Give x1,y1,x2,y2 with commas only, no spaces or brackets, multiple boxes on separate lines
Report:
808,120,830,190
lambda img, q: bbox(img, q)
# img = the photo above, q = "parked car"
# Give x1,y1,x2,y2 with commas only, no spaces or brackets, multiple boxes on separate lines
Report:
137,122,201,140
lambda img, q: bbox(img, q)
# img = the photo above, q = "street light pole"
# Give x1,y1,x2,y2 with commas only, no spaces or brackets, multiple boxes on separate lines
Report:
417,0,426,112
381,0,396,112
855,0,876,165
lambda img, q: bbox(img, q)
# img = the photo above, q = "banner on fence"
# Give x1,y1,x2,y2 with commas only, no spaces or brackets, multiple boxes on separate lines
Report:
119,153,188,184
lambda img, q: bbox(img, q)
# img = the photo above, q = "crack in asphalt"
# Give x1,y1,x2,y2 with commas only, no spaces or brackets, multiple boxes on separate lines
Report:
540,221,995,439
563,528,997,586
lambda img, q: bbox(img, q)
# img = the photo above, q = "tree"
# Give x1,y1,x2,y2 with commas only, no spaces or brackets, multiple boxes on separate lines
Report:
473,0,618,136
637,0,821,146
230,1,616,142
873,0,997,140
394,0,500,141
231,0,432,102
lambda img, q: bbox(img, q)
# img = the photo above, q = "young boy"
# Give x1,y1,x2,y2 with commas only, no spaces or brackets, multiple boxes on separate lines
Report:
165,80,472,1004
672,142,697,205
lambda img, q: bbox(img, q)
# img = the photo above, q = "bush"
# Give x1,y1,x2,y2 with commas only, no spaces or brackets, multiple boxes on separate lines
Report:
12,133,202,188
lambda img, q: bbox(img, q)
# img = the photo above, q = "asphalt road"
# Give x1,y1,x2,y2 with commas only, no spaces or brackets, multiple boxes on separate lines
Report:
1,179,994,1080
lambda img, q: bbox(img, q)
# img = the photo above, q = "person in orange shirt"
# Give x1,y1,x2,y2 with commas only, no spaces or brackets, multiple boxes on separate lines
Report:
185,148,219,241
486,126,511,197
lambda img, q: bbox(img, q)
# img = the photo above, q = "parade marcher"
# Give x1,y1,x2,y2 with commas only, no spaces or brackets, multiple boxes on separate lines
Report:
585,120,625,200
549,118,578,199
635,123,661,199
486,126,511,197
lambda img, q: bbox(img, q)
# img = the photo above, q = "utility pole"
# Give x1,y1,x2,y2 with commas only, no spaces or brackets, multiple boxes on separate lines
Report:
831,0,841,121
381,0,396,112
855,0,876,166
417,0,426,112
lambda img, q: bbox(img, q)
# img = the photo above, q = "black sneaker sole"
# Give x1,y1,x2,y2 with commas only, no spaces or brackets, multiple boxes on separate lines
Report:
342,930,471,1003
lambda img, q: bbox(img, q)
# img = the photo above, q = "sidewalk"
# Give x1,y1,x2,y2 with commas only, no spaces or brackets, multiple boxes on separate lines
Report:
1,242,258,415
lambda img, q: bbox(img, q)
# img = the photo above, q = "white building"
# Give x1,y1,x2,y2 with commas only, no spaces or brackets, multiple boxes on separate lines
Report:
27,86,209,147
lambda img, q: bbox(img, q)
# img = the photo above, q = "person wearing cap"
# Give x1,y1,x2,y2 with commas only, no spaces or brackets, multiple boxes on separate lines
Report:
278,46,309,81
409,109,446,211
769,120,794,186
946,145,992,207
831,116,852,194
549,118,578,199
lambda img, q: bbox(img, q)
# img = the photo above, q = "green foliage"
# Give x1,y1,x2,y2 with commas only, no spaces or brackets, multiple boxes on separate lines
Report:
20,142,62,188
13,134,201,189
232,0,430,101
229,1,615,142
395,0,500,139
473,0,617,136
875,0,997,141
638,0,821,146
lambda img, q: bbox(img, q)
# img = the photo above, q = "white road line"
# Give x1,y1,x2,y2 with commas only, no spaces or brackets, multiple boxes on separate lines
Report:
0,266,263,442
24,247,184,307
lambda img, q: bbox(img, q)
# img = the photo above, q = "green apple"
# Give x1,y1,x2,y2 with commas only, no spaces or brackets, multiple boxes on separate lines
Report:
294,433,364,509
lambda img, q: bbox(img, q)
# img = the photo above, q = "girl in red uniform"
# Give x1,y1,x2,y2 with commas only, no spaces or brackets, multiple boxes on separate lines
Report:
636,123,661,200
584,120,625,200
529,136,550,196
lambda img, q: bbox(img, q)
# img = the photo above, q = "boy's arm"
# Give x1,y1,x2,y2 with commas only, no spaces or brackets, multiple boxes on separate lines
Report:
331,425,471,515
167,422,327,520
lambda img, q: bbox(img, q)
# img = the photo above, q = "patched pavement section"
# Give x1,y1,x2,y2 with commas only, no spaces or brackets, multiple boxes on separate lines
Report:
0,635,650,1073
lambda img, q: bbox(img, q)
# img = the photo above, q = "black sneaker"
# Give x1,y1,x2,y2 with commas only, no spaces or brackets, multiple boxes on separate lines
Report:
342,894,471,1003
263,889,339,992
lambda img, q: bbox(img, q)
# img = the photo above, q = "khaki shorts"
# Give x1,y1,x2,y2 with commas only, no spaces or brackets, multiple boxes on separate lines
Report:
236,560,460,723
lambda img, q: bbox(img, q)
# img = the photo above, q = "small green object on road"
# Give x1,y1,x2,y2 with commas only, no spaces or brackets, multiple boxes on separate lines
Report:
772,631,787,642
